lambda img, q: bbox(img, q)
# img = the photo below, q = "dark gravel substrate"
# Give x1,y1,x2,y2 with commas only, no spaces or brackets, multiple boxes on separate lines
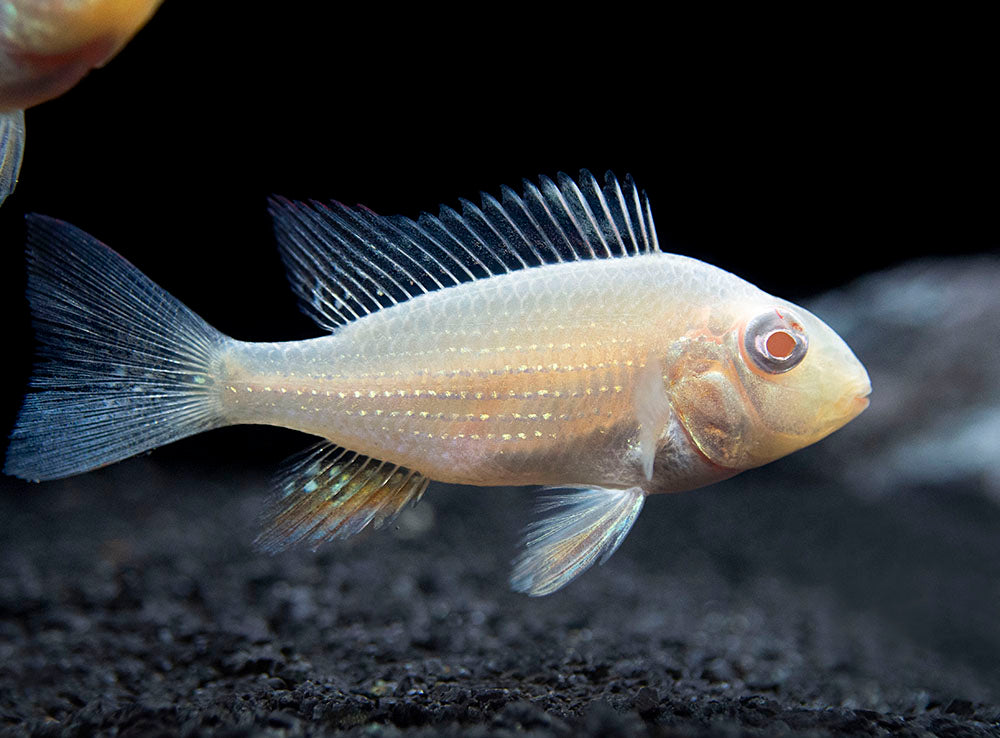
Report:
2,445,999,737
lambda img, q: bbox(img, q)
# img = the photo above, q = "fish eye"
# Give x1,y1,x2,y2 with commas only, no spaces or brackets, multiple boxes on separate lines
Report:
743,309,808,374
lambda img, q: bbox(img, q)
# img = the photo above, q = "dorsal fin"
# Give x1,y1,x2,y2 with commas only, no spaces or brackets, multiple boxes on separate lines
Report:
254,443,430,552
268,169,659,331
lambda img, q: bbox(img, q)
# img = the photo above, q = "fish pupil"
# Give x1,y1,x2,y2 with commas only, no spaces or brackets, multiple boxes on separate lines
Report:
765,330,796,359
743,310,808,374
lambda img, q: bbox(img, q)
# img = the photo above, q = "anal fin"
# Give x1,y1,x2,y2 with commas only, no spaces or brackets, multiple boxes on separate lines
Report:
510,486,645,596
254,443,430,552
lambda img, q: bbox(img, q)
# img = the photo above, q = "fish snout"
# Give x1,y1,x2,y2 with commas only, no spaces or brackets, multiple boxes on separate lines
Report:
825,365,872,428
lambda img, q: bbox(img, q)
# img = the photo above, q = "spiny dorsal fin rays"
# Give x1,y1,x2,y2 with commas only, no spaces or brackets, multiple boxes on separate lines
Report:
558,172,615,258
268,170,658,331
419,206,506,279
643,185,660,253
458,197,531,271
254,443,430,552
498,184,565,264
478,191,546,267
331,204,448,293
576,171,622,257
299,202,402,312
384,212,481,285
610,174,642,256
311,201,425,303
361,207,479,287
269,198,364,329
527,177,590,261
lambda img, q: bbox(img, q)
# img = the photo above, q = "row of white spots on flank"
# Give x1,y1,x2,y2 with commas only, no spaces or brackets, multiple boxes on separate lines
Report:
316,357,636,385
387,428,557,442
338,408,601,421
230,351,640,384
229,385,331,396
342,384,625,401
330,332,638,366
419,358,637,380
226,383,625,408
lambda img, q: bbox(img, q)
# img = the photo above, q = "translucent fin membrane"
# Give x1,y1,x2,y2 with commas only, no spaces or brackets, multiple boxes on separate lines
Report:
0,110,25,206
269,169,659,331
5,216,227,481
254,443,430,552
510,486,645,596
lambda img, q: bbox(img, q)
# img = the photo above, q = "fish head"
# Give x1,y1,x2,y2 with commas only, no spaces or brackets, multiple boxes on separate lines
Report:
668,298,870,471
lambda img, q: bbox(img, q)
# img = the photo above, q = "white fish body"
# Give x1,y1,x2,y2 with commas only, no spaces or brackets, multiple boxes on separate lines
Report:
4,171,871,595
224,255,733,491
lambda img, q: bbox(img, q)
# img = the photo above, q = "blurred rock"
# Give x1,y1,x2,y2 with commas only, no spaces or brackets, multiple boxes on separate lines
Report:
807,256,1000,501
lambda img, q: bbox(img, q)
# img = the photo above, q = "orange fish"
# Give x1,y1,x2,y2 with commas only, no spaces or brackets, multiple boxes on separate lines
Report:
4,171,870,594
0,0,163,204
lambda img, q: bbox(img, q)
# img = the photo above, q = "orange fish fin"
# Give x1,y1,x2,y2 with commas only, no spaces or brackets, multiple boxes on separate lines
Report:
510,486,645,596
254,443,430,552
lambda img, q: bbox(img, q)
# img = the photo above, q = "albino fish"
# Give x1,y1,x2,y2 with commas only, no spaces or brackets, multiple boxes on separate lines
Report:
4,171,871,595
0,0,163,204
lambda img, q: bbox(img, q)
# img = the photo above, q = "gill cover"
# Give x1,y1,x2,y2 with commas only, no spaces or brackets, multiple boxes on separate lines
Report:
668,335,756,469
668,308,819,470
670,302,870,472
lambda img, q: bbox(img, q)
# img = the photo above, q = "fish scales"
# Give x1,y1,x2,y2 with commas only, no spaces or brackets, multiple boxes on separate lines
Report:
4,171,871,595
220,256,742,486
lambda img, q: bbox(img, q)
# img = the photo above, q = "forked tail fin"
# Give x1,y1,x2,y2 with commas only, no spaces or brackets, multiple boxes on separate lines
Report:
4,215,230,481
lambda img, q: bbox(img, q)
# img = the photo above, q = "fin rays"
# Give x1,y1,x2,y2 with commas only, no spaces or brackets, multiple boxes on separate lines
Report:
5,216,227,481
269,170,657,331
0,110,25,206
511,486,645,596
254,443,430,552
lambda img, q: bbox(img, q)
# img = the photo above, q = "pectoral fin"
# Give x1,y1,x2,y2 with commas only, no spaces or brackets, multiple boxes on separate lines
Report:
1,110,25,207
635,358,671,481
254,443,430,552
510,486,645,596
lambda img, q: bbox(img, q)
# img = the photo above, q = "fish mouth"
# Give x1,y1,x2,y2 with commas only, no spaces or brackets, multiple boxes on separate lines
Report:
855,386,871,410
817,378,871,432
838,381,872,423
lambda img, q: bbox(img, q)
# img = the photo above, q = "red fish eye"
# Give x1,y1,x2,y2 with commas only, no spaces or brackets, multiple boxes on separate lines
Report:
743,311,808,374
765,330,797,359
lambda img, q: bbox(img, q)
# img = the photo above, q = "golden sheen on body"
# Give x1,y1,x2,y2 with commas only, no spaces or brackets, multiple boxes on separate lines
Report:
4,171,870,595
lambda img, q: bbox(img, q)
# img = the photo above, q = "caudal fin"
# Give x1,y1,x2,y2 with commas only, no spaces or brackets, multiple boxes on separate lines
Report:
0,110,25,207
5,216,230,481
